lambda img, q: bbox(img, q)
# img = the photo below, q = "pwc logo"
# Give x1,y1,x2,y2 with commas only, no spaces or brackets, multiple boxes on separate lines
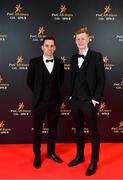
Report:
7,3,29,20
51,4,73,21
10,102,31,116
9,56,28,70
0,120,11,134
103,56,115,70
30,26,46,42
96,4,118,21
61,56,70,70
113,78,123,90
98,102,112,116
0,75,10,90
111,121,123,134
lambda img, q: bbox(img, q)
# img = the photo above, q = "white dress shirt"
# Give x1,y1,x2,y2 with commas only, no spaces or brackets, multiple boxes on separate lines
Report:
43,55,54,74
78,48,88,68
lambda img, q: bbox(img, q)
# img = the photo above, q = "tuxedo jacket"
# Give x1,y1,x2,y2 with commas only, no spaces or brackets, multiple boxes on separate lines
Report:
27,56,64,108
70,49,105,103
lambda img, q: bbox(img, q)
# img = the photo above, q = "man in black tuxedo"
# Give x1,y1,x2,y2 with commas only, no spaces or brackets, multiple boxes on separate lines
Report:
67,28,105,176
27,36,64,168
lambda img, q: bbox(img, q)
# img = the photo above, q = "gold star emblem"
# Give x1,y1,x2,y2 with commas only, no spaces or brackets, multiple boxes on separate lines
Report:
0,121,4,128
61,56,66,63
119,121,123,128
17,56,24,64
103,56,108,63
18,102,25,111
99,103,106,111
0,75,3,83
60,102,66,110
60,5,67,14
38,27,45,36
15,4,22,13
104,5,111,15
121,78,123,87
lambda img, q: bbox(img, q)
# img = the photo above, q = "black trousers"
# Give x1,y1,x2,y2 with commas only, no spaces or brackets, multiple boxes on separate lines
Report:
71,99,100,163
32,101,60,157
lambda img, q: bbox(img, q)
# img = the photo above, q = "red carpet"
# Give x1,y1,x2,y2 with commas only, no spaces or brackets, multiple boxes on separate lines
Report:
0,143,123,179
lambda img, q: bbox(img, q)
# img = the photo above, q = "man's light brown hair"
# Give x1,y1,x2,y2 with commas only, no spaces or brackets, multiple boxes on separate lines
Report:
75,27,90,37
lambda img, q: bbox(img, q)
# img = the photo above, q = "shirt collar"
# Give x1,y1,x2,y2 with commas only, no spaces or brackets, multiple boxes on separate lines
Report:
43,54,54,62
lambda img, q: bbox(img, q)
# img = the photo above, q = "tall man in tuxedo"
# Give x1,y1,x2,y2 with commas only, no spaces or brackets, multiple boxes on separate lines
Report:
68,28,105,176
27,36,64,168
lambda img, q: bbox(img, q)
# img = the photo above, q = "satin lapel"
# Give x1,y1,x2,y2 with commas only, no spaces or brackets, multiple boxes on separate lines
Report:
84,49,91,63
53,57,57,70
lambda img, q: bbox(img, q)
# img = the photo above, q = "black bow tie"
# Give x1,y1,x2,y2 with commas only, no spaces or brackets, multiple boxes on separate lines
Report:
77,54,85,59
46,59,54,63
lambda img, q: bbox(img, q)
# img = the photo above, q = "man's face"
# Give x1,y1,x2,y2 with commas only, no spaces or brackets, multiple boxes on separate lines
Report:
41,40,56,57
75,32,90,50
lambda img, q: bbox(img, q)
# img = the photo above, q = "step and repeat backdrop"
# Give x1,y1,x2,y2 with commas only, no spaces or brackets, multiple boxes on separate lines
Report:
0,0,123,143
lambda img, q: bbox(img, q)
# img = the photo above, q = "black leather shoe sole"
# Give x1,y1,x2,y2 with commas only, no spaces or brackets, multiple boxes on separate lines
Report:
86,163,97,176
67,159,84,167
86,169,96,176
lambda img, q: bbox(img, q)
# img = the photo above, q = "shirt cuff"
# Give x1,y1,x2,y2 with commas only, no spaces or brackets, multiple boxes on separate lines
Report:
92,99,99,104
69,96,72,100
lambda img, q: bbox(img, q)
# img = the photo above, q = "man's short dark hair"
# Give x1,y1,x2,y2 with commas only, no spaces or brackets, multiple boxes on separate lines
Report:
42,36,56,45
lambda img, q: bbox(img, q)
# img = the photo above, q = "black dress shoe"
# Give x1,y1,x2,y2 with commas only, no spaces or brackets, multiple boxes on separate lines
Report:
67,156,84,167
33,156,41,168
86,162,97,176
48,153,63,163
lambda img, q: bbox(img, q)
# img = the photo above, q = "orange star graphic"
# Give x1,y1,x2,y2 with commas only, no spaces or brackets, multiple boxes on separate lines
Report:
38,27,45,35
60,5,67,14
15,4,22,13
0,75,3,83
17,56,24,64
18,102,25,111
104,5,111,15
